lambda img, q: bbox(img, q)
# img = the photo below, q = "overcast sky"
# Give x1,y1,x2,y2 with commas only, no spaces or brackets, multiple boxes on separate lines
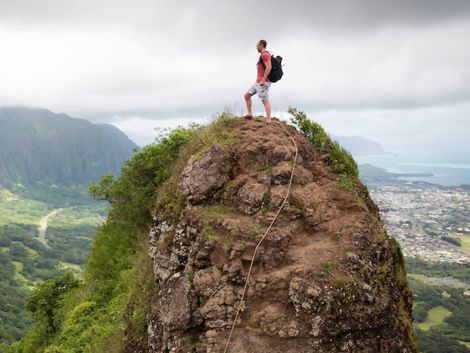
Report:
1,0,469,153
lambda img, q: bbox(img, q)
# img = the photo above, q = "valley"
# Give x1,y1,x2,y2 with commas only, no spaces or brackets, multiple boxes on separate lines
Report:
0,107,136,348
0,183,107,346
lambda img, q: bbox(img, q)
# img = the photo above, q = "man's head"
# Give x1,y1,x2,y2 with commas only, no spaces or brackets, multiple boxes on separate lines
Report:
257,40,267,53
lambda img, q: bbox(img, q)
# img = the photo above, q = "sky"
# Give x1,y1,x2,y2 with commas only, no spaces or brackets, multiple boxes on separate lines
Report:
1,0,469,153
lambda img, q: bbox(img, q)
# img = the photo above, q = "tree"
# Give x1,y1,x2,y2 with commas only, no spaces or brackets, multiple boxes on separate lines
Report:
9,243,29,259
25,272,80,333
22,259,36,275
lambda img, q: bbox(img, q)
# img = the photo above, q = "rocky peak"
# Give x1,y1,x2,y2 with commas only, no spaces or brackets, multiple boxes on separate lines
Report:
147,117,417,353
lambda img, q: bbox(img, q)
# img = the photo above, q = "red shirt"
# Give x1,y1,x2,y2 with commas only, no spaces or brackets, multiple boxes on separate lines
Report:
257,51,271,83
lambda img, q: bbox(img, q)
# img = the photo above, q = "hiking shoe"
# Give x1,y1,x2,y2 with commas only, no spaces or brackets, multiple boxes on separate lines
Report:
243,115,253,120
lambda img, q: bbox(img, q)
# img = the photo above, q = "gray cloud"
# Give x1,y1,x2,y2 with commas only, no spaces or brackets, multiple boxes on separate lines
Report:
3,0,470,29
1,0,470,153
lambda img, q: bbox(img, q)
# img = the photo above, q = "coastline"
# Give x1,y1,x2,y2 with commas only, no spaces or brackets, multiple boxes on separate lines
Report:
355,153,470,187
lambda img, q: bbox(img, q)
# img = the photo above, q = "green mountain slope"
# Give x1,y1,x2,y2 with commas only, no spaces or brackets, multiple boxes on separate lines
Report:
97,123,140,153
0,183,107,347
0,107,134,187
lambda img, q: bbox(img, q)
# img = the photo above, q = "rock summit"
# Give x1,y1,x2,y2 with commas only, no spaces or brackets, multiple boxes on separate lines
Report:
148,117,417,353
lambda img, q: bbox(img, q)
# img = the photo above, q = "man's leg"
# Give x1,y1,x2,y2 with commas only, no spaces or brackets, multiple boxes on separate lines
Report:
244,92,254,117
262,100,271,123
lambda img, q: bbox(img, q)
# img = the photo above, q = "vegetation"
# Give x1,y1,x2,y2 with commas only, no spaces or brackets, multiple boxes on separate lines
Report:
415,306,449,330
288,108,374,217
416,329,470,353
2,111,235,352
0,183,107,347
0,263,32,347
288,107,358,178
441,236,462,247
24,273,80,334
405,258,470,282
0,107,134,187
407,261,470,352
321,261,334,271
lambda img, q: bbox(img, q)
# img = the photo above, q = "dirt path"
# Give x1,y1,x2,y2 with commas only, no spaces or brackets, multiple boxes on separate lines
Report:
38,209,64,248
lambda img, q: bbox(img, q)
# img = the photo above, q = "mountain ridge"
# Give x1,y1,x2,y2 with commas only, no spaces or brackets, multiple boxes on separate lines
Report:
97,123,140,153
0,107,135,187
331,134,389,156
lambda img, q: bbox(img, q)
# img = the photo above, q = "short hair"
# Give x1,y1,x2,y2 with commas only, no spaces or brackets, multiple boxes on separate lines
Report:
259,40,267,48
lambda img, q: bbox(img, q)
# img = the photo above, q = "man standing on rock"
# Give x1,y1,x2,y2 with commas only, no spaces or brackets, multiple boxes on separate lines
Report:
244,39,272,126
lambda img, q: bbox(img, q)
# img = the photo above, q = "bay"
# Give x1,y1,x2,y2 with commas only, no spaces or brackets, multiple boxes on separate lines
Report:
354,153,470,187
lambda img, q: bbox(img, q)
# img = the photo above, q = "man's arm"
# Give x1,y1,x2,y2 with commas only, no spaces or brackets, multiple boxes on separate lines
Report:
260,57,271,85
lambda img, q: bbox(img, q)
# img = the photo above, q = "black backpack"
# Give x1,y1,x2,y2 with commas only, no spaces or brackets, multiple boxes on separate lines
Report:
260,52,283,83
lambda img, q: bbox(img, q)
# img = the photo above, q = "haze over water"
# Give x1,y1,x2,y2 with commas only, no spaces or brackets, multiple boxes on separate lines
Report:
355,153,470,187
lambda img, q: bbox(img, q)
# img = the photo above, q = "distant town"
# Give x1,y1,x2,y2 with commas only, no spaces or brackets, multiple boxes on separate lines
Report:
366,180,470,264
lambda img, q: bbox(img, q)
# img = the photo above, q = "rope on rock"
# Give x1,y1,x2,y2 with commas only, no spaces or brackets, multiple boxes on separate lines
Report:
223,121,299,353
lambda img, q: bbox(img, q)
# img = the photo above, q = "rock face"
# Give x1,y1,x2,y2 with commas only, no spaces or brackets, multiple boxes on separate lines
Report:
178,144,231,205
147,118,417,353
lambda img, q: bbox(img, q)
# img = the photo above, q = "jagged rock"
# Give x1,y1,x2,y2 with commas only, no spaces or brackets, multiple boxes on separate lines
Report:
178,144,231,205
272,161,314,186
159,273,197,332
193,266,222,298
272,161,293,185
236,179,268,214
152,250,174,283
147,118,417,353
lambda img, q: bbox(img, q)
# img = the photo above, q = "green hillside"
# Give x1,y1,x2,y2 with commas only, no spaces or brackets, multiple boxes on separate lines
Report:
0,182,107,347
0,107,134,187
404,258,470,352
97,123,140,153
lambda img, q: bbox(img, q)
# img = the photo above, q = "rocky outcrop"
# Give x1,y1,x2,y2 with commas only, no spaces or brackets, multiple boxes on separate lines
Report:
147,118,417,353
178,144,231,205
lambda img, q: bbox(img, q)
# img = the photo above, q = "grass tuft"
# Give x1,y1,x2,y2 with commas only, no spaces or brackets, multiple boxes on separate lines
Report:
321,261,334,271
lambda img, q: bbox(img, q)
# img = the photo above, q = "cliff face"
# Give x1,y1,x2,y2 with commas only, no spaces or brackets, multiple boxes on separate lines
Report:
147,118,417,353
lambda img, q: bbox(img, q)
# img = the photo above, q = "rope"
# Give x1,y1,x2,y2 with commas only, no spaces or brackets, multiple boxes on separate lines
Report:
223,121,298,353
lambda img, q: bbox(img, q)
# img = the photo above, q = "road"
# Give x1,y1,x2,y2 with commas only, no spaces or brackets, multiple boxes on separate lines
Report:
38,209,63,248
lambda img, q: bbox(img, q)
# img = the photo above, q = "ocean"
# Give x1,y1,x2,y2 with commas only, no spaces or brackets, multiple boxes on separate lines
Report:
354,153,470,187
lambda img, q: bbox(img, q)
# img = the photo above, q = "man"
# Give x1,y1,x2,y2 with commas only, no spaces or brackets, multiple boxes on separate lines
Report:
244,40,272,126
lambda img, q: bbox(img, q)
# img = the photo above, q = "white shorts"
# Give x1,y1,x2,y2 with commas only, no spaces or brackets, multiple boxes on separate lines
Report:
247,82,271,101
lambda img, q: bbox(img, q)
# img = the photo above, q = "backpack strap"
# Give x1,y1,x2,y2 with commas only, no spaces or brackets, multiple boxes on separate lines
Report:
259,51,271,69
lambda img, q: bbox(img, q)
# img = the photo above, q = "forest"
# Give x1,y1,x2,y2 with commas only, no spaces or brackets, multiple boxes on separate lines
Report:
407,258,470,352
0,183,106,347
